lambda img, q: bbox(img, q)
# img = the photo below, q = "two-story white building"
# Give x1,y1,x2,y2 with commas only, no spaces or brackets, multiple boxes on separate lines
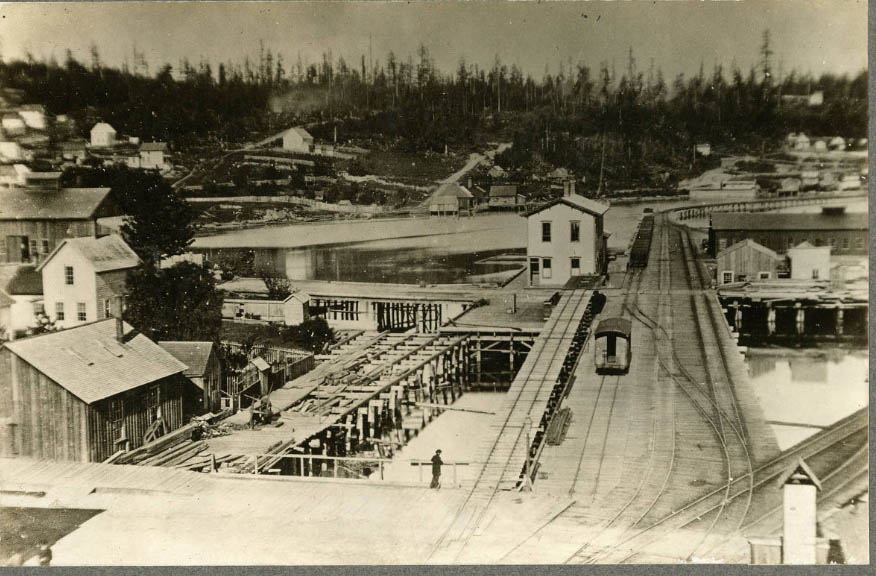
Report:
37,234,141,329
525,193,610,287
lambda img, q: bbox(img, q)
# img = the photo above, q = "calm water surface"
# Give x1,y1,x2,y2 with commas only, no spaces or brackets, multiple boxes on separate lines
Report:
202,199,692,284
746,347,868,450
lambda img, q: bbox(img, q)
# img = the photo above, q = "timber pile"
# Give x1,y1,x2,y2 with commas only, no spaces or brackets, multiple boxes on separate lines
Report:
545,407,572,445
111,412,235,468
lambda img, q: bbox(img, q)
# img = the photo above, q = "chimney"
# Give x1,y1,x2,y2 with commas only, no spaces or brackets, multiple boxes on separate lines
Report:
570,179,576,196
467,177,473,189
113,296,125,342
563,180,570,197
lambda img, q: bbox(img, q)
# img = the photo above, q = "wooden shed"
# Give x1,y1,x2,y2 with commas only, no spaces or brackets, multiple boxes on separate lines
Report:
158,341,223,414
0,318,190,462
716,239,781,285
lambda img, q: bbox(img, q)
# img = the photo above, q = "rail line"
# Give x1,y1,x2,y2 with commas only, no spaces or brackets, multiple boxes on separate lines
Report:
429,289,593,561
566,216,754,564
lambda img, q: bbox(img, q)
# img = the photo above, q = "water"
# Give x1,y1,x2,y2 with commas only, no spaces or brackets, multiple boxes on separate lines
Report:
746,347,868,450
197,199,692,284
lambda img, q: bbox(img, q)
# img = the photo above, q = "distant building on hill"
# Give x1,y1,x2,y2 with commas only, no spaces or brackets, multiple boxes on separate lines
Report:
90,122,117,148
281,127,314,154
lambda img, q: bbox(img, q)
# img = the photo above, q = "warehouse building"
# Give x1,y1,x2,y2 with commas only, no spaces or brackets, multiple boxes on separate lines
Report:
708,211,868,257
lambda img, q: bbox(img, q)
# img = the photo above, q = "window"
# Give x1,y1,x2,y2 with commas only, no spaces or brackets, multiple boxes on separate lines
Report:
570,257,581,275
842,238,850,251
758,271,771,280
718,239,727,251
147,384,162,423
41,239,49,254
77,302,87,322
541,221,552,242
103,299,112,319
542,258,552,279
855,237,864,250
29,240,37,261
814,238,823,247
722,271,733,284
787,237,795,249
55,302,64,321
829,237,837,249
570,221,580,242
812,269,820,280
110,397,126,445
33,302,45,315
64,266,74,285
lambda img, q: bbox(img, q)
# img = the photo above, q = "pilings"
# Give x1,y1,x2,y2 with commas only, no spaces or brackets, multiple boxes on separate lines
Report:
722,298,866,343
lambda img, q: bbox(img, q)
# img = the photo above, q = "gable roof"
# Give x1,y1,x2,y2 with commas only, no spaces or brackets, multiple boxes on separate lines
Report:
490,185,518,197
91,122,116,134
283,291,310,304
140,142,168,152
711,212,868,232
158,341,215,380
37,234,141,273
432,182,473,199
0,188,113,221
4,319,187,404
777,458,822,491
0,264,43,295
717,239,780,261
525,193,610,217
284,127,313,141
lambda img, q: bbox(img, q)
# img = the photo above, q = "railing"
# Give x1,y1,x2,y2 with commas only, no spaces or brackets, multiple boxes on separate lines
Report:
231,453,475,487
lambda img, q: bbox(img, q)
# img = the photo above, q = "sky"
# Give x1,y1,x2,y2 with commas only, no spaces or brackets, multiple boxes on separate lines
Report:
0,1,868,81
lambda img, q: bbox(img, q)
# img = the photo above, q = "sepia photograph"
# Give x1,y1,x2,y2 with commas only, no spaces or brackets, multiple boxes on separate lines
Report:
0,0,869,566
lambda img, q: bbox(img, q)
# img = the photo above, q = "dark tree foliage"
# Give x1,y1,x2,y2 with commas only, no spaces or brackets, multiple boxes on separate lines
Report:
0,56,271,145
278,318,334,353
62,165,196,263
3,33,866,179
259,269,292,300
125,262,223,343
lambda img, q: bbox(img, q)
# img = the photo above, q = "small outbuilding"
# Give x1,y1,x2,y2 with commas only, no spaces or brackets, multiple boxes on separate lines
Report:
158,341,222,414
429,182,473,216
716,239,781,285
787,241,831,281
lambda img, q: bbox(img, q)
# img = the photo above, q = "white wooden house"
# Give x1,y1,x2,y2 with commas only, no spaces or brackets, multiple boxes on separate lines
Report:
37,234,141,329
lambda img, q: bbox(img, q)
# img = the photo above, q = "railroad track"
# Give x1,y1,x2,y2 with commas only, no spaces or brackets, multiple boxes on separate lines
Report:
429,289,594,562
567,217,863,564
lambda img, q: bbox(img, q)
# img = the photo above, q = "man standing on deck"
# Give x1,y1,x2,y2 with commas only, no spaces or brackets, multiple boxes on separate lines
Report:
430,449,443,489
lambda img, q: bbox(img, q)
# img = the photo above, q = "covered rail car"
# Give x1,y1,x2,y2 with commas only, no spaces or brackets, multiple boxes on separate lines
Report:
628,213,655,268
594,317,632,374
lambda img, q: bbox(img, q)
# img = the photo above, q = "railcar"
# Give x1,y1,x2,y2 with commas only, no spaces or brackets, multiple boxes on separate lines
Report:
594,317,632,375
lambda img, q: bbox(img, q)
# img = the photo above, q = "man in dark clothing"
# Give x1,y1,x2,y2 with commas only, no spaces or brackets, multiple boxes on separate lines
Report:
430,449,443,489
